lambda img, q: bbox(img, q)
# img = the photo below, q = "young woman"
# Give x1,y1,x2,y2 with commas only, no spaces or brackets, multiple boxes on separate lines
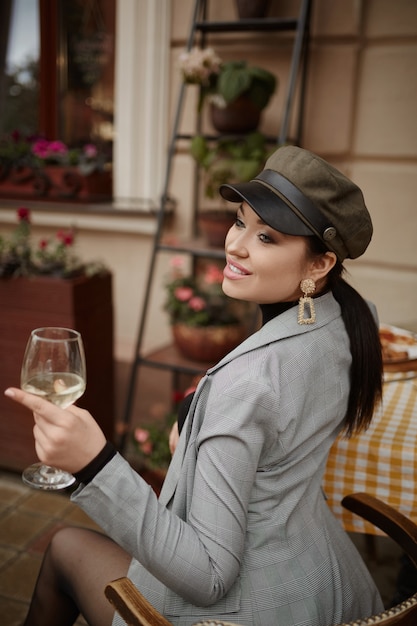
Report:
5,146,384,626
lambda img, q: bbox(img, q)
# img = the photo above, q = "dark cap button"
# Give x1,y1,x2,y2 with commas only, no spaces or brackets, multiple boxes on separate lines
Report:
323,227,337,241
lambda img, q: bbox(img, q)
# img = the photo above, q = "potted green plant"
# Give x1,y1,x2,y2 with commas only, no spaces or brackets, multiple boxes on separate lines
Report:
190,131,273,246
191,131,271,198
164,257,246,362
178,47,277,132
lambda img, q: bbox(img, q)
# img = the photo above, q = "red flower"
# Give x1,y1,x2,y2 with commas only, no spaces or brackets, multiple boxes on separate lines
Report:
17,207,30,222
172,390,185,405
56,230,74,246
39,239,48,250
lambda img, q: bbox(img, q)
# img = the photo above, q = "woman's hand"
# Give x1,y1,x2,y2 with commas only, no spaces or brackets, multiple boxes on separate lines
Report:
169,421,179,454
4,387,106,473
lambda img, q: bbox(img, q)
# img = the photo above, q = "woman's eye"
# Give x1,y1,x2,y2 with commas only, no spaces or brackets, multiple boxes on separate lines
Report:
235,216,245,228
259,232,273,243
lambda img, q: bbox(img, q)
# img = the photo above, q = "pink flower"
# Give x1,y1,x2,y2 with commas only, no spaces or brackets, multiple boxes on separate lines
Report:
31,139,49,158
188,296,206,312
174,286,193,302
48,140,68,156
204,264,223,285
31,139,68,159
134,428,150,444
134,428,153,455
140,441,153,455
83,143,98,159
170,256,185,270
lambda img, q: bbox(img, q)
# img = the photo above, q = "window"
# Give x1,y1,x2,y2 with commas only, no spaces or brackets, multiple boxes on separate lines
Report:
0,0,115,157
0,0,40,136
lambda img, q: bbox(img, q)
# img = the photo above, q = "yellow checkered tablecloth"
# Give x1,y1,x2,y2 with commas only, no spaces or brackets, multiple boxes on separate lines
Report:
323,373,417,535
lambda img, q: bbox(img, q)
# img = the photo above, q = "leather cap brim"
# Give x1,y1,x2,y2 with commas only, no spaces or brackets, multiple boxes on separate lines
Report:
220,181,315,237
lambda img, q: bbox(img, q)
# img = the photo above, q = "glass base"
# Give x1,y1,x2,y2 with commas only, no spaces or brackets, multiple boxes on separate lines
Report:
22,463,76,490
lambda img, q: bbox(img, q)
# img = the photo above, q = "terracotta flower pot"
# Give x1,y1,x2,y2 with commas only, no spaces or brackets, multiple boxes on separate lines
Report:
172,323,245,363
0,165,112,202
235,0,271,18
198,210,236,248
209,96,261,133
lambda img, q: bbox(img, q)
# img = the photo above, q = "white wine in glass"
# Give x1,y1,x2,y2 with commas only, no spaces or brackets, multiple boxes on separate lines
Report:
21,327,86,490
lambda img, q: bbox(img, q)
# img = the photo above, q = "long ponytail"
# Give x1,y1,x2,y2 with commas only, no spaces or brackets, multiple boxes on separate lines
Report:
330,273,383,436
307,239,383,436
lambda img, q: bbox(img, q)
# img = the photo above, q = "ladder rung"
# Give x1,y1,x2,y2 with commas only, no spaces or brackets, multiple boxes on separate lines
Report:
195,17,299,33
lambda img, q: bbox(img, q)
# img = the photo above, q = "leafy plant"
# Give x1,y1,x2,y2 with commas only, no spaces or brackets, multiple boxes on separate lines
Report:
216,60,277,110
191,131,273,198
179,47,277,112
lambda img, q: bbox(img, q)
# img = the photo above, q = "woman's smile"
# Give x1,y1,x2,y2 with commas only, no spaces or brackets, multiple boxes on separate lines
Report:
223,259,250,279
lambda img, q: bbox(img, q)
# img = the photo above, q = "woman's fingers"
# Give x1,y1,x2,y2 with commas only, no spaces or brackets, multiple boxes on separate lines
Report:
5,386,57,417
4,387,107,473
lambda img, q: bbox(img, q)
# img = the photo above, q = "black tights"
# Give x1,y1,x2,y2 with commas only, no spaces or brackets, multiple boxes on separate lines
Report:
23,526,131,626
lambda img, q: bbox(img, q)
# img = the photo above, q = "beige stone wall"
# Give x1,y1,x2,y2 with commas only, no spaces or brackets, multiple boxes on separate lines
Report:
1,0,415,364
169,0,417,331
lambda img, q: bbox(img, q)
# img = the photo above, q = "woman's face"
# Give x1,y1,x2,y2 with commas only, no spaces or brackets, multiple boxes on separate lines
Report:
223,202,320,304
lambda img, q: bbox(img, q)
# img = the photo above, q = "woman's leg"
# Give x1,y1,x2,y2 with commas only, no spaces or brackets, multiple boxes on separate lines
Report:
23,526,131,626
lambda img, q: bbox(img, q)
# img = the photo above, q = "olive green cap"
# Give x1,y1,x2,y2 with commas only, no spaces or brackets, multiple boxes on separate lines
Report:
219,145,373,261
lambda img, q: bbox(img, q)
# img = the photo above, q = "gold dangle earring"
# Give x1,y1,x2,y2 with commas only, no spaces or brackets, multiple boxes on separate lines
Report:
297,278,316,325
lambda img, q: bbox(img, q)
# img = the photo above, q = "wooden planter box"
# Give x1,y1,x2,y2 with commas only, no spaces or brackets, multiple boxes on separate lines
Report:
0,166,112,202
0,272,115,472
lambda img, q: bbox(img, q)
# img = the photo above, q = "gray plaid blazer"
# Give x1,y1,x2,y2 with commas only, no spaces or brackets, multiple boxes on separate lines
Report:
74,291,383,625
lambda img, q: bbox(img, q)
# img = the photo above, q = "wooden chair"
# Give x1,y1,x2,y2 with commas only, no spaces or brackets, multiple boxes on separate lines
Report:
105,492,417,626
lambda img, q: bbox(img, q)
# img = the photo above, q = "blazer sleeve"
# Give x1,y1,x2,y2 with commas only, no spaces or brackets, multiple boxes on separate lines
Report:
72,371,278,606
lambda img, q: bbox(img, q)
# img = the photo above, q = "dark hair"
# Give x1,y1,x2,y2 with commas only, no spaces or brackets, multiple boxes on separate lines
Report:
307,239,383,436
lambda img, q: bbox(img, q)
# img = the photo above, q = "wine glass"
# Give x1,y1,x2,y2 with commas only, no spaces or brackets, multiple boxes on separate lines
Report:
21,327,86,490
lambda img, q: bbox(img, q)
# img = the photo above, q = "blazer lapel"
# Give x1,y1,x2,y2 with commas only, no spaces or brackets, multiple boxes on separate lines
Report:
158,430,187,505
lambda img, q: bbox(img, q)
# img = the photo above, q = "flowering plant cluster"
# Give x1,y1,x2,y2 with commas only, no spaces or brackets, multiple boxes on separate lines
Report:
132,420,174,471
0,131,109,175
164,256,240,327
131,388,186,470
131,378,202,471
178,47,276,112
0,207,106,278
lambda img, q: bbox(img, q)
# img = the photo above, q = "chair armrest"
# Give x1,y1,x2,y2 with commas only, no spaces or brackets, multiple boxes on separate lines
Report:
105,577,173,626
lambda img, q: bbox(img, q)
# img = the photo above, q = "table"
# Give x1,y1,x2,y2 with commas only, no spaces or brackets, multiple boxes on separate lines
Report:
323,372,417,535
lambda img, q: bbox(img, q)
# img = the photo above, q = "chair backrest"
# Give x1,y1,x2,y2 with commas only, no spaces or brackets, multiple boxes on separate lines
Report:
105,492,417,626
335,492,417,626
